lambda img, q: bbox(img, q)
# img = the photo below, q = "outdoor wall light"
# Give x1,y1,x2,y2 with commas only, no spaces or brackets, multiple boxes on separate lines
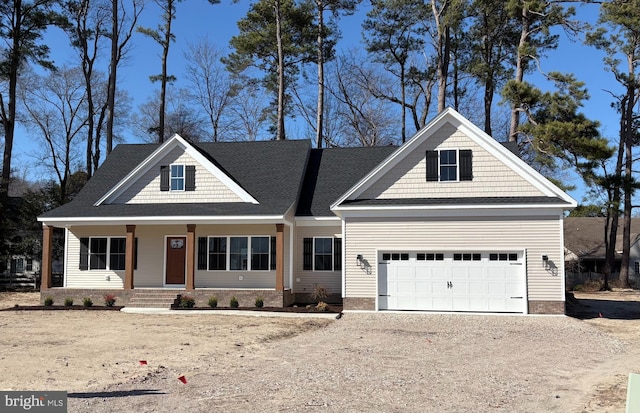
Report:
356,254,363,266
542,255,549,262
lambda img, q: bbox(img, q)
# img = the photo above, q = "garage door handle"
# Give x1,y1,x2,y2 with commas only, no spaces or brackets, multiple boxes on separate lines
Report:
379,294,390,297
510,296,523,299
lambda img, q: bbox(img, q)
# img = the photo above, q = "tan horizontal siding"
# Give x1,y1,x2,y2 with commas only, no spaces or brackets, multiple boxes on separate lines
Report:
359,123,544,200
293,225,342,294
114,147,243,204
344,216,564,301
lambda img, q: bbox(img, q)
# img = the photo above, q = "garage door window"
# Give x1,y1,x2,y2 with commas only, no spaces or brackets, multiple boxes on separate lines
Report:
453,253,481,261
489,253,518,261
417,253,444,261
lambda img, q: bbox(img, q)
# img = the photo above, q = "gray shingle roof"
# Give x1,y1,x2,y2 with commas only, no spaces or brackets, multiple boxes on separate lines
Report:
40,139,311,219
564,217,640,259
295,146,397,217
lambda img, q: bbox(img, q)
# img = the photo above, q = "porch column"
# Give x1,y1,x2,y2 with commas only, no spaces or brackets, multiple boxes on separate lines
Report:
276,224,284,291
186,224,196,291
124,225,136,290
41,224,53,290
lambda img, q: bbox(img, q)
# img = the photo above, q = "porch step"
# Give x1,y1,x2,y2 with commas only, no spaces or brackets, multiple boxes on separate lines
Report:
126,291,181,309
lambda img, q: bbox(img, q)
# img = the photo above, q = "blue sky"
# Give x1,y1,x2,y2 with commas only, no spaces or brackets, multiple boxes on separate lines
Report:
13,1,621,203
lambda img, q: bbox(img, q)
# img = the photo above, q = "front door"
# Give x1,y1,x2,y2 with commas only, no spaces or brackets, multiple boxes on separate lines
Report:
166,237,186,285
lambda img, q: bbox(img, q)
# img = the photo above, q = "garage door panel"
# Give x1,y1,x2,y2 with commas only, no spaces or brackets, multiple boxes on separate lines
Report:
378,251,525,313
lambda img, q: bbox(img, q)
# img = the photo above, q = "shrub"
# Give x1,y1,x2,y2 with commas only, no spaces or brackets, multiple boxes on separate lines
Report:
208,296,218,308
44,296,54,306
255,296,264,308
310,284,329,302
230,296,239,308
179,295,195,308
83,297,93,307
103,294,116,307
64,298,74,307
315,301,329,312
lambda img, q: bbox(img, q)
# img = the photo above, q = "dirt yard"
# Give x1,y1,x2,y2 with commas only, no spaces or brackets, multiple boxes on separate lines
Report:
1,291,639,412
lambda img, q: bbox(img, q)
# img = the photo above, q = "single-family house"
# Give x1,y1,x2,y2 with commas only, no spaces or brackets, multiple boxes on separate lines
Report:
564,216,640,287
37,108,575,313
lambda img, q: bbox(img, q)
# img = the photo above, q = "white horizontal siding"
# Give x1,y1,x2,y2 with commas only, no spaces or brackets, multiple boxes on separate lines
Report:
293,225,342,294
344,215,564,301
359,123,544,200
113,147,243,204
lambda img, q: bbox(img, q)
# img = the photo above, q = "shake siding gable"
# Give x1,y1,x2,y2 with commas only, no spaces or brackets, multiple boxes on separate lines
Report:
358,123,545,200
344,215,564,302
112,147,244,204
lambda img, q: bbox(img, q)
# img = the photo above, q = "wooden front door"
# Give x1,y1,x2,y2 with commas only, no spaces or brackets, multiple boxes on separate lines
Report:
166,237,186,285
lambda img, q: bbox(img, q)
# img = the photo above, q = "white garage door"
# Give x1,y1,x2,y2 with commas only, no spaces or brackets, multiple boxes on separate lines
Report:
378,251,526,313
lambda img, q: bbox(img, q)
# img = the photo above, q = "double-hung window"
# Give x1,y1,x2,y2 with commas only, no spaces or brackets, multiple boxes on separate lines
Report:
170,164,184,191
80,237,136,271
200,236,273,271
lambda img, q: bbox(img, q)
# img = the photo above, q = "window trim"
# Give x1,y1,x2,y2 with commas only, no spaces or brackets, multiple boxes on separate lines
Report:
170,163,185,191
439,149,458,182
204,235,273,272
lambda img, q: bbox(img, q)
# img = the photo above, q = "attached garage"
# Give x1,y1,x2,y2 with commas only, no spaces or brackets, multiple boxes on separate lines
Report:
377,251,526,313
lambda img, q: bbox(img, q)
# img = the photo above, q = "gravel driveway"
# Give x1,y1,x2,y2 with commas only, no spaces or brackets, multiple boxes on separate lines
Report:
66,312,629,413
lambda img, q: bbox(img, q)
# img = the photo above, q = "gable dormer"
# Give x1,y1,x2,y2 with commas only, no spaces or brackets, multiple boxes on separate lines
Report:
95,134,258,206
332,108,576,210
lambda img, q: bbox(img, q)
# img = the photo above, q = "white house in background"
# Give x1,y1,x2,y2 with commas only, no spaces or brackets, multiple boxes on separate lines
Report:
37,108,575,313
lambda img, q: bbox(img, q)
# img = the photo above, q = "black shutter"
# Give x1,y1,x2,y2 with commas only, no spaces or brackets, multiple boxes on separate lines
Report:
426,151,439,181
197,237,207,270
134,238,138,270
460,149,473,181
270,236,277,270
303,238,313,271
79,238,89,270
334,238,342,271
160,165,170,191
185,165,196,191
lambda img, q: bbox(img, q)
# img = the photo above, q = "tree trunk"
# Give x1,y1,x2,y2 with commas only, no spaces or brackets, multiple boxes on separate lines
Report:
509,4,529,143
106,0,118,154
158,0,174,144
275,0,286,140
1,0,21,200
432,0,450,113
315,0,324,148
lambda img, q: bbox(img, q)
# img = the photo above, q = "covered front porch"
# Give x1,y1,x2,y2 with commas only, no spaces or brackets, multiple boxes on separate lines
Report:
40,221,294,307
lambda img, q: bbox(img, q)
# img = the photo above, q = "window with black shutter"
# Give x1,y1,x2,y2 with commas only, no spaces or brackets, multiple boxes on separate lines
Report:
460,149,473,181
303,238,313,270
197,237,207,270
334,238,342,271
160,165,170,191
426,151,438,181
270,236,277,270
185,165,196,191
79,238,89,270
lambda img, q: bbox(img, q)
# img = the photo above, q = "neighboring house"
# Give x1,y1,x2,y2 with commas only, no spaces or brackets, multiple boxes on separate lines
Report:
37,108,575,314
564,217,640,281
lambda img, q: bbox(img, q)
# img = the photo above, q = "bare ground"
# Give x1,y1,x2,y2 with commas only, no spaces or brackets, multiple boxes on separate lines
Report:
1,291,639,412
